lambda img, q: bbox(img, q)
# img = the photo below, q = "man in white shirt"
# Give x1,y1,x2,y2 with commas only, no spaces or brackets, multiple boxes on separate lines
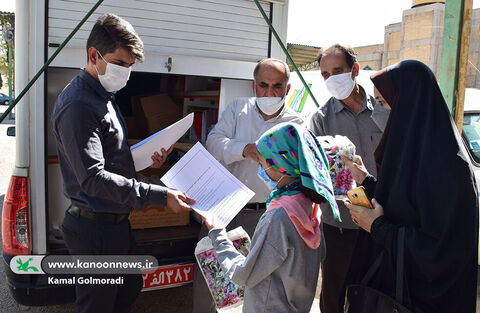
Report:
192,58,304,313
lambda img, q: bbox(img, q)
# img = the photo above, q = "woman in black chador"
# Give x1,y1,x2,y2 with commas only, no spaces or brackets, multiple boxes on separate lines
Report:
344,60,478,313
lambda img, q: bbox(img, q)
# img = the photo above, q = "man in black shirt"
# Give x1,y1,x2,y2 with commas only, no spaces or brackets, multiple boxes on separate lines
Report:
52,14,194,313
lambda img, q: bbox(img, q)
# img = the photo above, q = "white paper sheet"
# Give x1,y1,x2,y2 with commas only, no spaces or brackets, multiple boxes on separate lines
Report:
130,113,194,172
161,142,255,228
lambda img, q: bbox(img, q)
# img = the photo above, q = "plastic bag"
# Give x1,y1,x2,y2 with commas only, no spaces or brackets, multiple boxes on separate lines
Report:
318,135,356,198
194,227,251,312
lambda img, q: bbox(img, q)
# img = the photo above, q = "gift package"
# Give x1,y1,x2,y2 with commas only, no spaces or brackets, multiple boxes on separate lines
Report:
318,135,357,198
195,227,251,312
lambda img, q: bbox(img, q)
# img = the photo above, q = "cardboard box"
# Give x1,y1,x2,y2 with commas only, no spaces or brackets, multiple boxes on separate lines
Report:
130,165,189,229
124,115,147,140
138,166,171,178
133,93,183,136
173,142,195,153
130,206,190,229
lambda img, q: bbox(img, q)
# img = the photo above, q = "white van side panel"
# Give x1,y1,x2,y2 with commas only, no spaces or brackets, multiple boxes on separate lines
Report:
46,68,81,238
47,165,70,237
48,0,271,62
219,78,253,118
270,1,289,60
29,0,48,254
15,0,30,170
16,0,48,254
49,48,258,80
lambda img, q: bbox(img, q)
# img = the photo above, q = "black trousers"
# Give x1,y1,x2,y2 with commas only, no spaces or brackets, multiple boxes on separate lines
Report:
320,223,359,313
61,211,143,313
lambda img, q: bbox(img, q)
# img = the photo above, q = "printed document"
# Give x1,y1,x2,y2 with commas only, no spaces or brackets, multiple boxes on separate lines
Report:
161,142,255,227
130,113,194,172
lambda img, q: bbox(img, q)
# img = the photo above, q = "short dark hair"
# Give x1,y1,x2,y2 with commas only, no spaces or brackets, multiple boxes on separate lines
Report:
253,58,290,82
87,13,144,62
317,44,357,69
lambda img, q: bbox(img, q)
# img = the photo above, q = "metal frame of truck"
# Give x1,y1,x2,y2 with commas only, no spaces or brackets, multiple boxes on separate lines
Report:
2,0,289,305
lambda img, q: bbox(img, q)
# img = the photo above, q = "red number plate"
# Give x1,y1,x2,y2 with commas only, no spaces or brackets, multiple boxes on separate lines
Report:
141,263,195,291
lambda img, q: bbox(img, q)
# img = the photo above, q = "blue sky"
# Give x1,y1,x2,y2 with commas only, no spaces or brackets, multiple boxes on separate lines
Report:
287,0,480,47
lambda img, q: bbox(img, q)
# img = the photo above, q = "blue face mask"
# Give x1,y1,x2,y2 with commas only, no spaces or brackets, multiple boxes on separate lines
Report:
257,164,278,191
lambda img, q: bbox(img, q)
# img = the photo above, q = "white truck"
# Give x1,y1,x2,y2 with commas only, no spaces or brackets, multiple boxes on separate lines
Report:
2,0,289,305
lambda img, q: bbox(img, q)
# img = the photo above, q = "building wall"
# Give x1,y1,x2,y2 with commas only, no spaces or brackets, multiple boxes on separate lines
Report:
354,44,383,70
383,22,402,67
354,3,480,88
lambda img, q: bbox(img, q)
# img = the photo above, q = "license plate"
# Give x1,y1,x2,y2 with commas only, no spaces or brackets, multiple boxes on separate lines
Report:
141,263,195,291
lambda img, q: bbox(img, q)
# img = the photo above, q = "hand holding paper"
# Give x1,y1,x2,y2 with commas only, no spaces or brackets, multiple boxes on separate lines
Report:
131,113,194,171
161,142,254,228
203,212,218,231
150,146,174,168
166,189,195,213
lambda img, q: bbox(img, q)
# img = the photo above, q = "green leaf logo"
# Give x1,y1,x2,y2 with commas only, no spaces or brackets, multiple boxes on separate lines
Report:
16,258,39,272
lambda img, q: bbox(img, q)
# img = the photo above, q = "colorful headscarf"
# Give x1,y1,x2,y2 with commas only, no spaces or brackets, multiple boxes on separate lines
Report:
256,123,340,221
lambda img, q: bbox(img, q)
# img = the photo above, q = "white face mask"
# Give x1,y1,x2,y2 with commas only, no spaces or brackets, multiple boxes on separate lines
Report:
255,83,287,115
95,51,131,93
324,70,355,100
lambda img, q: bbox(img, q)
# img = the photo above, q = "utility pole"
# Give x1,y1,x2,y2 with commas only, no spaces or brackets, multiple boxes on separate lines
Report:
439,0,473,133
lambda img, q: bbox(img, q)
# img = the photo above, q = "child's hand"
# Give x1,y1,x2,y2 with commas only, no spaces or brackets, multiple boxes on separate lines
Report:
204,214,219,231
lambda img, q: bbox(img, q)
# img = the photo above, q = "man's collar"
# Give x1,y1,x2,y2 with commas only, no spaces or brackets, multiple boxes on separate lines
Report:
80,70,112,100
333,97,346,113
332,85,373,113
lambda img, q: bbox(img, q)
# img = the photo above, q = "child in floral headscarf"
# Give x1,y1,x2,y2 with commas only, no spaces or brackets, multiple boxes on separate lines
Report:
205,123,339,313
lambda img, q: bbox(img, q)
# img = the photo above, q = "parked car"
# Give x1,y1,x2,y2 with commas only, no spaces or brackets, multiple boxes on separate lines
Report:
460,88,480,262
0,93,13,105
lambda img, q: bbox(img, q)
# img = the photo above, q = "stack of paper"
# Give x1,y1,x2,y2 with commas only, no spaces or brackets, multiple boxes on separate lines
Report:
130,113,194,172
161,142,254,228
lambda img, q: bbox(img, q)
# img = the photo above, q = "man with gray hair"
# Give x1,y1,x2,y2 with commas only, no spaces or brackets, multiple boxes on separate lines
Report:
192,58,304,313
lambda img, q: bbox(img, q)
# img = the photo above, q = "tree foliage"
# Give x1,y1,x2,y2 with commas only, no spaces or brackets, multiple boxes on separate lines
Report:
0,12,15,93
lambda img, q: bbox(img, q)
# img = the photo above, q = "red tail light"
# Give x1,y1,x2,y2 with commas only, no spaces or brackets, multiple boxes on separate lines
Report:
2,176,30,255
